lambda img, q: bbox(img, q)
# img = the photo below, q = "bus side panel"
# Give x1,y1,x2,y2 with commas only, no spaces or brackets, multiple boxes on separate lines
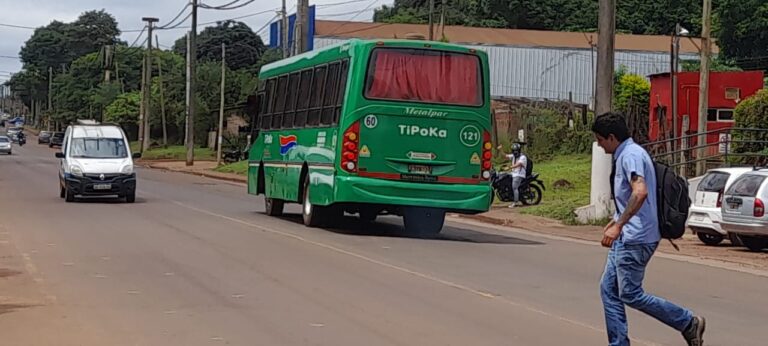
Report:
247,162,259,195
308,168,336,206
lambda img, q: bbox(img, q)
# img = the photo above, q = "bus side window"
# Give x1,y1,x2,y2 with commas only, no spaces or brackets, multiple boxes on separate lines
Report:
334,60,349,124
248,93,264,140
261,78,276,130
272,75,288,129
307,66,327,127
320,62,340,125
282,72,300,128
294,69,313,127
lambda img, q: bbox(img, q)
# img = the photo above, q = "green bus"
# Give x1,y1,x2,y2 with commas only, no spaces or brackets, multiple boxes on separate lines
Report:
247,38,493,235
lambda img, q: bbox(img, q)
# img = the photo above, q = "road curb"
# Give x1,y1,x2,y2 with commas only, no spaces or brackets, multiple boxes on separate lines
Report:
141,163,247,184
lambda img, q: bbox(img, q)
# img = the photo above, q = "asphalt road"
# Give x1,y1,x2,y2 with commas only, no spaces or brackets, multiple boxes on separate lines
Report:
0,137,765,346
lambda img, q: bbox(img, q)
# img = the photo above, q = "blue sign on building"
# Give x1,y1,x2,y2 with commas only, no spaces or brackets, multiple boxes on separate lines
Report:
269,5,316,52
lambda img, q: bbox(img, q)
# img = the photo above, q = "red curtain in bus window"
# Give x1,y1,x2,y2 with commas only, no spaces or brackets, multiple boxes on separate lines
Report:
367,50,481,106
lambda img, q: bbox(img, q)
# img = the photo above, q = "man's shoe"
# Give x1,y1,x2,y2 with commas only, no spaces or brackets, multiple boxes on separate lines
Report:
682,316,706,346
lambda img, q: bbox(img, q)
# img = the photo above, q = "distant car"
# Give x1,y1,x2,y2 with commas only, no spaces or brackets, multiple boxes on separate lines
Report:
49,132,64,147
38,131,52,144
687,167,754,245
0,136,11,155
720,168,768,252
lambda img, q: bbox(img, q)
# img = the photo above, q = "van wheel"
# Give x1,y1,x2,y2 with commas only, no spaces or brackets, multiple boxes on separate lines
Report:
126,191,136,203
403,207,446,237
697,232,724,246
59,185,65,199
740,236,768,252
64,188,75,203
265,197,284,216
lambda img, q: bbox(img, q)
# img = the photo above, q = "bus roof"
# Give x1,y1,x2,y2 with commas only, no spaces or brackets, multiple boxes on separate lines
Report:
258,39,486,79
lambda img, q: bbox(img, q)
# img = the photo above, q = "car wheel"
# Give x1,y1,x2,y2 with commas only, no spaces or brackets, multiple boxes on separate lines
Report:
696,232,724,246
126,191,136,203
740,236,768,252
64,188,75,203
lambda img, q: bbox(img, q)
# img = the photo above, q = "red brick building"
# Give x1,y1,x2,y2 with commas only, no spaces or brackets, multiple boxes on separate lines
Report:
648,71,764,147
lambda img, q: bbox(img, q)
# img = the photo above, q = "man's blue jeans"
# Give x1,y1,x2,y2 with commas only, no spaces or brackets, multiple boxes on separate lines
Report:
600,240,693,346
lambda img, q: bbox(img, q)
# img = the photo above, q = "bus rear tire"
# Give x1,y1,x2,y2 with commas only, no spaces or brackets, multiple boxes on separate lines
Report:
265,197,284,216
403,207,445,237
302,179,332,227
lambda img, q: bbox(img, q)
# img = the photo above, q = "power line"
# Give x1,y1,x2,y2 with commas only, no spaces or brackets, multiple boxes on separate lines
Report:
129,26,148,47
0,55,21,60
317,8,375,18
200,0,257,11
158,3,192,29
158,13,193,30
317,0,371,8
0,23,37,30
326,0,382,35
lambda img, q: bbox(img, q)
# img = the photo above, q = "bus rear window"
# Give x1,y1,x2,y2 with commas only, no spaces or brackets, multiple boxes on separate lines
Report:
365,48,482,106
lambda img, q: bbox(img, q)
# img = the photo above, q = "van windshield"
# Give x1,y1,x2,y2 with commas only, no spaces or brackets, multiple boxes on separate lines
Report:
70,138,128,159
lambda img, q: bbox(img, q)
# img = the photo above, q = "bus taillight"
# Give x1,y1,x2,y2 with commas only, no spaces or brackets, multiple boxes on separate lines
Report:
342,122,360,173
481,131,492,180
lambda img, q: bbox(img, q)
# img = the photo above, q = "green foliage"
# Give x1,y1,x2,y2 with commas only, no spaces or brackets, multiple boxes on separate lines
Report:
731,89,768,165
716,0,768,72
516,154,592,224
173,20,267,71
523,109,594,161
613,70,650,111
214,160,248,175
681,57,743,72
104,92,140,125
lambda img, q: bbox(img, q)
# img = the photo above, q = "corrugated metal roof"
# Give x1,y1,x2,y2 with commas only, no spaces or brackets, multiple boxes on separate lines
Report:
315,20,716,55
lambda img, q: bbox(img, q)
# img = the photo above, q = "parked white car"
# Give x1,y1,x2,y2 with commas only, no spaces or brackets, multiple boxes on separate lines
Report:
721,168,768,252
687,167,754,245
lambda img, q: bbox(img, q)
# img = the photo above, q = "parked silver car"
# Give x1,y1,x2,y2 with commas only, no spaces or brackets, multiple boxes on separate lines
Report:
720,168,768,252
0,135,12,155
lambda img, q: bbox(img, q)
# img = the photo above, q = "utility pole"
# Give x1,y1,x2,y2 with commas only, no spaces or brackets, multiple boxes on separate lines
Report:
281,0,289,58
671,24,680,165
104,45,113,83
48,67,53,131
156,35,168,147
296,0,309,54
575,0,616,223
138,53,146,146
142,17,159,152
428,0,435,41
187,0,198,166
696,0,712,176
439,0,446,40
217,43,226,166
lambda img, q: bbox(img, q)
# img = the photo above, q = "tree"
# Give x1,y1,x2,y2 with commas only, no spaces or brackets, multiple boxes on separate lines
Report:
104,92,140,126
173,20,266,71
715,0,768,72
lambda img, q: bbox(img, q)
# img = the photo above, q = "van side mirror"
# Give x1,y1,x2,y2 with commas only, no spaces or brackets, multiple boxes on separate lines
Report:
132,152,142,159
55,152,65,159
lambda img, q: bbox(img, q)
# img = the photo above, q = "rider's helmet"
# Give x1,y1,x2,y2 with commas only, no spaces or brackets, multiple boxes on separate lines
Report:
510,143,521,156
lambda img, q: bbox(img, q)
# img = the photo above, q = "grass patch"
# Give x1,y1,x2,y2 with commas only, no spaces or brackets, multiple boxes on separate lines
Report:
214,160,248,175
131,142,215,161
511,154,593,225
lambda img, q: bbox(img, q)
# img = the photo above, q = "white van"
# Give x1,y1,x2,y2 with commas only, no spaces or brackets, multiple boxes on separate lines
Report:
56,124,141,203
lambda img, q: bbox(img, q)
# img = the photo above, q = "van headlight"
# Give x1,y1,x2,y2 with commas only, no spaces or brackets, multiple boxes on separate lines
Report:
70,165,83,177
121,165,133,175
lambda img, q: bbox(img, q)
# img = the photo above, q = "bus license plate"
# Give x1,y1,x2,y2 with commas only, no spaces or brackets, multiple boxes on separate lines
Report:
93,184,112,190
408,164,432,175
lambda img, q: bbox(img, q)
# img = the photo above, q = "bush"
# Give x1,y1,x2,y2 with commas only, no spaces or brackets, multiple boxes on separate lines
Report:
731,89,768,165
526,109,594,161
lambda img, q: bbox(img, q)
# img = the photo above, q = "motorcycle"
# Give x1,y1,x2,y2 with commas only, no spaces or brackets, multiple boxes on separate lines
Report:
489,170,546,205
222,148,246,163
17,135,25,146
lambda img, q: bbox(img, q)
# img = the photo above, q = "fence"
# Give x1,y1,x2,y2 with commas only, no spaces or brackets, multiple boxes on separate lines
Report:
642,127,768,177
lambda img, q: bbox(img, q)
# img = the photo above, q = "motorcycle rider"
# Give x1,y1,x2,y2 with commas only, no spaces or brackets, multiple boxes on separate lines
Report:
17,131,26,146
496,143,528,208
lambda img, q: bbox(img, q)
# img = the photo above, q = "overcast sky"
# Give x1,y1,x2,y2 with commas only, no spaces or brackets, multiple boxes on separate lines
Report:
0,0,394,82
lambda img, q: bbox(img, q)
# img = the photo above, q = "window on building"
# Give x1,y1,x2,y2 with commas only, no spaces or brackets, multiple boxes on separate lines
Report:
707,108,734,122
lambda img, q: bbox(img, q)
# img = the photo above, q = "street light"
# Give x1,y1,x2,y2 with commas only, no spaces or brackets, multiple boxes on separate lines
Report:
670,24,690,169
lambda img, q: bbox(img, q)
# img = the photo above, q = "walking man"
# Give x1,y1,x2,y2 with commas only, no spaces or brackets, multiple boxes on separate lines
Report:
592,113,705,346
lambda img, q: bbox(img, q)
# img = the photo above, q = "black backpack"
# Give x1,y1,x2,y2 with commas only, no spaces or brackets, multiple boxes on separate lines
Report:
525,155,534,177
653,161,691,241
610,157,690,247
